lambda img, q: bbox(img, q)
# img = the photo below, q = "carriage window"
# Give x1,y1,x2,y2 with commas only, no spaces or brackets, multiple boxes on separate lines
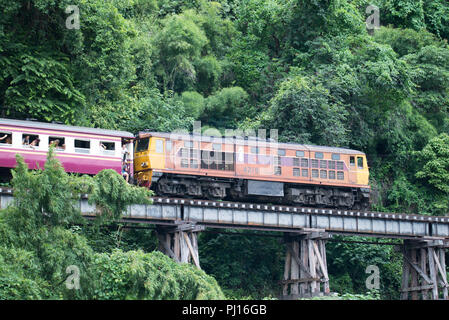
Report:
320,160,327,169
315,152,324,159
328,161,336,169
275,166,282,175
49,137,65,151
311,159,319,168
136,138,149,152
293,168,300,176
329,171,336,179
278,149,286,156
332,154,340,160
100,141,115,155
155,139,164,153
22,134,40,147
312,169,319,178
0,132,12,145
357,157,364,169
296,150,305,157
302,169,308,177
75,139,90,154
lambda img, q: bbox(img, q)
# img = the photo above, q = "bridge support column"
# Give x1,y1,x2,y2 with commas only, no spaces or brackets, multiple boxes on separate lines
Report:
156,222,205,269
281,231,330,299
400,239,449,300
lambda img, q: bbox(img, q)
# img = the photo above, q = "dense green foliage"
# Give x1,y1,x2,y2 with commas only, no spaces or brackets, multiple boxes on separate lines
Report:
0,151,224,299
2,0,449,299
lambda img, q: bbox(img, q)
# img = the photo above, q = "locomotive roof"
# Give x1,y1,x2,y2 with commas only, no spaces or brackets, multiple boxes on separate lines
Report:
0,118,134,139
138,131,365,155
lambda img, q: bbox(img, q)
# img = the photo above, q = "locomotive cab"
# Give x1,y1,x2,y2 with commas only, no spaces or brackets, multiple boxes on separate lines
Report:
350,154,369,186
134,133,166,187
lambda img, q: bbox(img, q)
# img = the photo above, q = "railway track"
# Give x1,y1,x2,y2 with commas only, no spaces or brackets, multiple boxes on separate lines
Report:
2,187,449,239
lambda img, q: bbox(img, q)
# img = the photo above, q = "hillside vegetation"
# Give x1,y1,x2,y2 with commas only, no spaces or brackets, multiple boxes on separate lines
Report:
1,0,449,299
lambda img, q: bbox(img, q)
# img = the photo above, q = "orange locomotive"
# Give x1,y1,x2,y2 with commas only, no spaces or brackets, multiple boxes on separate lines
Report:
133,132,370,210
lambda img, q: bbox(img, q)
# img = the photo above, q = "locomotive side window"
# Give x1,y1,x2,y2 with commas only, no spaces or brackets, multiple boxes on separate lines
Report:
155,139,164,153
329,171,336,179
136,138,149,152
311,159,319,168
0,132,12,145
337,171,344,180
320,170,327,179
315,152,323,159
293,168,300,176
190,159,199,169
302,169,308,177
23,134,40,148
212,143,221,151
278,149,286,156
332,153,340,160
328,161,336,169
293,158,300,167
301,158,308,168
312,169,319,178
350,156,355,166
75,139,90,154
275,166,282,175
274,156,281,166
251,146,258,154
296,150,304,157
49,136,65,150
320,160,327,169
357,157,364,169
336,161,344,170
166,140,172,152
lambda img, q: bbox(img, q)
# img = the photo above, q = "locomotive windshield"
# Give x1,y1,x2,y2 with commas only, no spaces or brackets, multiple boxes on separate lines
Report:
136,138,149,152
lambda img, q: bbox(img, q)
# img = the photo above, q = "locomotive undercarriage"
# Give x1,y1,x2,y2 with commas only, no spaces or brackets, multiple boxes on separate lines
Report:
152,173,370,210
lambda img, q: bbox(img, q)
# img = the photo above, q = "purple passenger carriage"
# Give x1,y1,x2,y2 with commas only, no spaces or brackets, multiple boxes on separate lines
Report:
0,118,134,178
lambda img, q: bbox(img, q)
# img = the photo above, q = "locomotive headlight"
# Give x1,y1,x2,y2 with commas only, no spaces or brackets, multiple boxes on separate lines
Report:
141,162,148,168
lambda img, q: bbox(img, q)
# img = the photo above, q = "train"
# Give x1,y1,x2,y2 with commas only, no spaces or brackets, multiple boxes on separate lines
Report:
0,119,370,210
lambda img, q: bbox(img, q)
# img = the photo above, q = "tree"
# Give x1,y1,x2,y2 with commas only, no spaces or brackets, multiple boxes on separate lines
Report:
152,12,208,92
261,75,348,146
201,86,250,129
416,133,449,214
0,148,224,299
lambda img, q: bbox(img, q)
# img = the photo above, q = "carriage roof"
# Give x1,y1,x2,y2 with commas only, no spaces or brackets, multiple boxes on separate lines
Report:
0,118,134,139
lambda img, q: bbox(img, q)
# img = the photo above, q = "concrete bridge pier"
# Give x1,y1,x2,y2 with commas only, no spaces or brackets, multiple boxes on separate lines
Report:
400,239,449,300
281,231,331,299
155,222,204,269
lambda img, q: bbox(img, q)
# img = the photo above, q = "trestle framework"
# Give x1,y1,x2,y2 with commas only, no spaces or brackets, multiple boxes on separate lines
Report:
281,231,330,299
155,222,204,269
400,239,449,300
